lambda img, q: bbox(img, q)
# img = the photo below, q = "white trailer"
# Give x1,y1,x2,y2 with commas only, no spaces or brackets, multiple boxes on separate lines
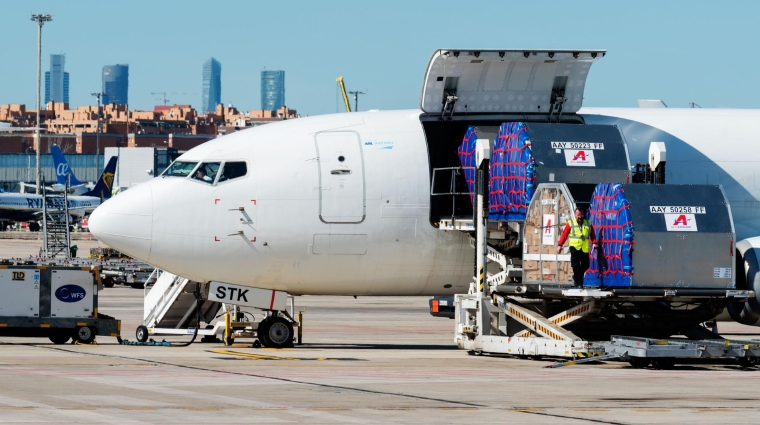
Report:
0,260,121,344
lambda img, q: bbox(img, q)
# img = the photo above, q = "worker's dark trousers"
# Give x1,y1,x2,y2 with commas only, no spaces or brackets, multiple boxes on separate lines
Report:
569,247,589,286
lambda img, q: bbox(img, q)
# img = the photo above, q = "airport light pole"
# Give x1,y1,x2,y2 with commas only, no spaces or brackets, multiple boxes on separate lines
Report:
348,90,366,112
31,13,52,194
91,92,102,170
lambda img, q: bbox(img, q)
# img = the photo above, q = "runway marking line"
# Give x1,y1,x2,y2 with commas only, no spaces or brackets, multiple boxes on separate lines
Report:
436,407,477,411
209,349,343,361
0,407,34,410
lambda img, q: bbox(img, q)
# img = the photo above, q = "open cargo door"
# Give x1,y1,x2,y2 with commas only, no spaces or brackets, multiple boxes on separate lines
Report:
421,49,605,116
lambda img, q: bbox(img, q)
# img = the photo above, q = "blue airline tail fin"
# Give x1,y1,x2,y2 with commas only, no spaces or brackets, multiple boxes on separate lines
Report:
82,156,117,200
51,145,83,186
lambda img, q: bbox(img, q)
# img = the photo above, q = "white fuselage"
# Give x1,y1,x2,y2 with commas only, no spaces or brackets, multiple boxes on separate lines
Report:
88,108,760,296
0,192,99,220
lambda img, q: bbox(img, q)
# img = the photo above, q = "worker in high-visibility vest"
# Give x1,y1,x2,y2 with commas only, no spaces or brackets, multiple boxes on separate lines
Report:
556,207,597,287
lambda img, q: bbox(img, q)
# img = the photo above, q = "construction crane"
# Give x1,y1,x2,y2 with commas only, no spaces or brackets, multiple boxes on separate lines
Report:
150,91,200,107
335,77,367,112
336,77,351,112
151,92,170,105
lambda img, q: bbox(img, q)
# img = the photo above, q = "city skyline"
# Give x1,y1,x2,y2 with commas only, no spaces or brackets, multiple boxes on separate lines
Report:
102,64,128,106
261,70,285,112
201,58,221,113
44,54,68,104
2,2,760,115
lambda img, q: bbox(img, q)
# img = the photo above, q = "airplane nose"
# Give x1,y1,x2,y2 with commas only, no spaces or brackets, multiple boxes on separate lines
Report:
89,183,153,262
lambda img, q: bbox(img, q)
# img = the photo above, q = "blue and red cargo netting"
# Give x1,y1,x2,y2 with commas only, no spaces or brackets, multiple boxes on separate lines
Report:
584,182,634,287
491,122,535,221
457,123,536,221
457,126,478,205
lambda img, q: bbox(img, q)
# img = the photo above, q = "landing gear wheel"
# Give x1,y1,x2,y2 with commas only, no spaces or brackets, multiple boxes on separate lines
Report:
49,333,70,345
135,325,149,343
224,335,235,346
257,317,273,347
103,277,115,288
74,326,95,344
738,357,758,368
650,358,675,370
265,317,294,349
628,357,650,369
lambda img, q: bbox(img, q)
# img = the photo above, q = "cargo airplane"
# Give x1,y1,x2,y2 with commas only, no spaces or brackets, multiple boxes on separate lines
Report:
89,49,760,344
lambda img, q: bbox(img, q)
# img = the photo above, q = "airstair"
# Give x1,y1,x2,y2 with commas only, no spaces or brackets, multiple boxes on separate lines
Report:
141,271,221,332
41,176,71,258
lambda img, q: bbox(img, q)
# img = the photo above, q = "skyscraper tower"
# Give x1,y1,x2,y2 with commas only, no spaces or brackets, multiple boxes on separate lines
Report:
261,70,285,111
202,58,222,113
44,54,69,104
102,64,129,105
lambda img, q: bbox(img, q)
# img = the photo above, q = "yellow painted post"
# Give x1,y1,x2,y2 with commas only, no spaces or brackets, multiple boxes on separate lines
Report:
224,307,231,346
297,311,303,345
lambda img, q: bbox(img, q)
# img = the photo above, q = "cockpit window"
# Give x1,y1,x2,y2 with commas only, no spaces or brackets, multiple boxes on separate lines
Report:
163,161,198,177
192,162,221,184
218,162,248,183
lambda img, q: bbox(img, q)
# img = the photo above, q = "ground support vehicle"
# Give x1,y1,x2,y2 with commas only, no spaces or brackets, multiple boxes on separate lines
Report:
137,270,303,348
0,260,120,344
418,52,758,361
88,248,155,288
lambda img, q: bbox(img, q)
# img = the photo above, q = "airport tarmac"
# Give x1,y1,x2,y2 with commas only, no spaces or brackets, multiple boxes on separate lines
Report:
0,240,759,424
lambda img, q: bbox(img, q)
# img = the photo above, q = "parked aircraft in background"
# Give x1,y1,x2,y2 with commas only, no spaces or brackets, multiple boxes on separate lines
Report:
0,156,117,229
20,146,95,195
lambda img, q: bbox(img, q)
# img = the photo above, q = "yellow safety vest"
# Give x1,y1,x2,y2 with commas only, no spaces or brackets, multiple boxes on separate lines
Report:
568,219,591,253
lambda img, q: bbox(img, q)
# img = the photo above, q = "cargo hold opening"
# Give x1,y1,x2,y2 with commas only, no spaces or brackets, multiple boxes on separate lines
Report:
418,49,605,227
422,116,584,226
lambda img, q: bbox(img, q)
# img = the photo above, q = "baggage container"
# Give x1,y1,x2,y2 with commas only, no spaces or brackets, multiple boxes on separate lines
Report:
522,183,735,290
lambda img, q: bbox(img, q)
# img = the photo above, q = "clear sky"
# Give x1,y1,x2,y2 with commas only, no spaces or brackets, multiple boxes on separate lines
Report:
2,0,758,115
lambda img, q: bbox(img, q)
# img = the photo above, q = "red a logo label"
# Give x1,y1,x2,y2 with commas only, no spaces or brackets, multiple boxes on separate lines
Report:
545,219,552,233
573,151,586,161
673,214,688,226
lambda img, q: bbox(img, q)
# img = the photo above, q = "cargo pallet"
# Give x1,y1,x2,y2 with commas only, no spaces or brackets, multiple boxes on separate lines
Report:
0,260,121,344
